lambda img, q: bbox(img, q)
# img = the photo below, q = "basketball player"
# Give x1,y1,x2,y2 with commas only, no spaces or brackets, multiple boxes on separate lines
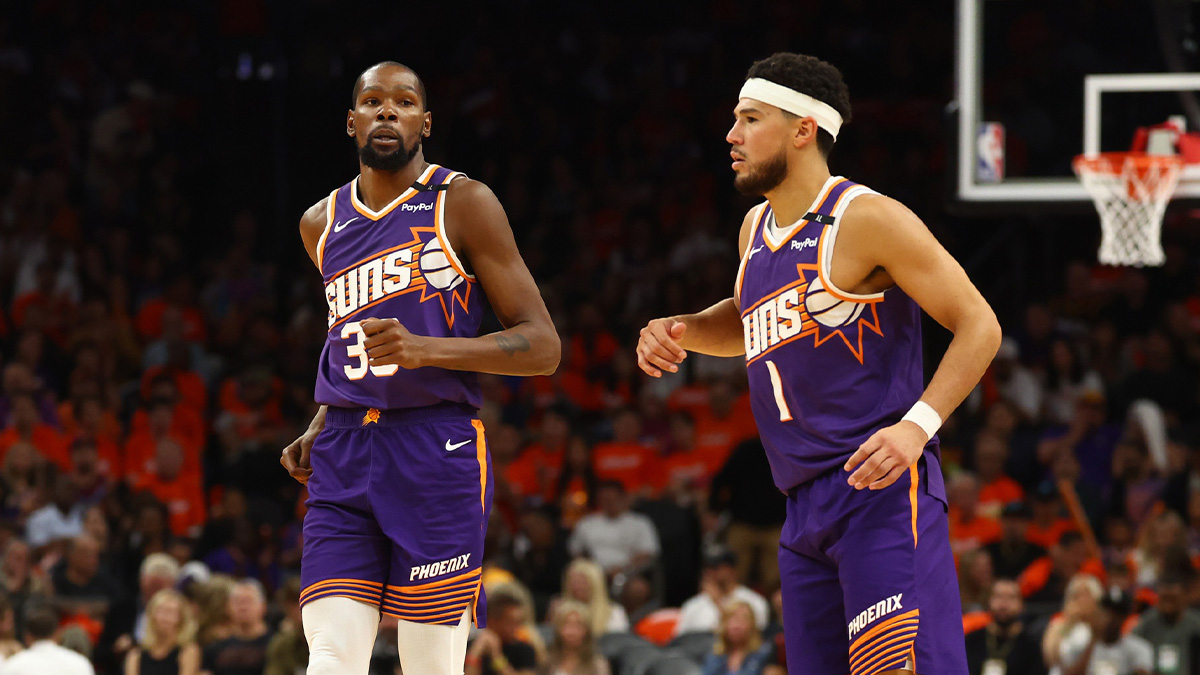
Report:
280,61,559,675
636,53,1002,674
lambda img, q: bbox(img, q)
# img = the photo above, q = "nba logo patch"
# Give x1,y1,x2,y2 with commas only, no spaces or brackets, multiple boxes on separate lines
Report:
976,122,1005,183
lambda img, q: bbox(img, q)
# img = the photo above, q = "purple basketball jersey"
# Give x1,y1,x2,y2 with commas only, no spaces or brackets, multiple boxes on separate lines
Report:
735,176,934,492
313,164,484,410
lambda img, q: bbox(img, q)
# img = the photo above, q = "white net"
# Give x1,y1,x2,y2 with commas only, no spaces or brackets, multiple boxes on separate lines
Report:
1073,153,1183,267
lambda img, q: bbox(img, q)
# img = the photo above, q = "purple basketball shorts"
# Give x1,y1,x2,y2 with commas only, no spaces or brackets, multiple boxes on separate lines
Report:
778,452,967,675
299,402,492,627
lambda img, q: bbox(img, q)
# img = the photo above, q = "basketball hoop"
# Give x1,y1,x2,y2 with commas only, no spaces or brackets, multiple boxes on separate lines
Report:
1073,152,1183,267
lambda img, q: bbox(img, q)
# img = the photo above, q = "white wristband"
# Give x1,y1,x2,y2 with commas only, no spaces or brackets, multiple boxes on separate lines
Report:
902,401,942,441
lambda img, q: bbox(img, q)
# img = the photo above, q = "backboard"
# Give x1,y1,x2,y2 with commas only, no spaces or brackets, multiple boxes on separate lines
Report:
952,0,1200,209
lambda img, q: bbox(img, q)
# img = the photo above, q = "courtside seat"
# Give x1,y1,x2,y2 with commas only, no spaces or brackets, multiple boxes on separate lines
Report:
620,643,668,675
599,632,655,671
647,655,703,675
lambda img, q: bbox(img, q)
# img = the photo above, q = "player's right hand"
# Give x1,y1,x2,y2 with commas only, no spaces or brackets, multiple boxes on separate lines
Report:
636,318,687,377
280,432,315,485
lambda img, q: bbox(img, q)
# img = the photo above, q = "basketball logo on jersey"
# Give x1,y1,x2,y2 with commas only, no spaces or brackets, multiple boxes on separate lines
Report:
324,226,471,330
743,262,882,365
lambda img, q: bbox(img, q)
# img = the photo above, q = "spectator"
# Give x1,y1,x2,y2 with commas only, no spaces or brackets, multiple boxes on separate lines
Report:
958,548,995,614
124,588,200,675
0,539,49,638
547,558,628,635
1043,338,1104,426
200,579,272,675
948,471,1002,556
131,439,205,539
466,591,539,675
567,481,659,578
0,394,67,471
985,501,1046,579
0,594,24,663
67,439,110,505
974,433,1024,519
1026,482,1078,549
1128,510,1189,590
1042,573,1103,673
96,552,181,673
549,435,597,529
708,439,786,591
541,600,610,675
263,577,307,675
24,472,84,551
701,599,773,675
512,507,571,620
1055,587,1153,675
1132,572,1200,674
51,534,118,622
618,571,659,627
963,579,1046,675
971,337,1042,421
0,603,93,675
675,549,769,637
591,409,656,496
1023,532,1100,608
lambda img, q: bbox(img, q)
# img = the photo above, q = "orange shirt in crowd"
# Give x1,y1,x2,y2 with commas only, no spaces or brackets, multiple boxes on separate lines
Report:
1026,518,1077,549
570,332,619,374
592,441,656,493
666,384,711,416
130,405,206,454
56,402,122,444
692,405,757,472
133,472,206,537
655,448,726,493
978,477,1025,519
1018,556,1106,598
0,425,70,471
122,432,202,485
505,443,563,501
141,366,208,415
134,300,207,342
948,507,1002,554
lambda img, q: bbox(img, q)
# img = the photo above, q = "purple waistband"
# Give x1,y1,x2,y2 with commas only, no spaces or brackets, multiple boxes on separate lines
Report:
323,402,478,428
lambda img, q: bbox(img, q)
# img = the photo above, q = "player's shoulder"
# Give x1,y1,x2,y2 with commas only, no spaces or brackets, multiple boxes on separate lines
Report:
444,175,499,205
299,194,331,233
838,191,922,235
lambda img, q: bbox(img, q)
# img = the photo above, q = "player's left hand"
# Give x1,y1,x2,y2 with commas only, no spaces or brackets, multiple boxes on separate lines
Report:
360,317,428,369
843,422,927,491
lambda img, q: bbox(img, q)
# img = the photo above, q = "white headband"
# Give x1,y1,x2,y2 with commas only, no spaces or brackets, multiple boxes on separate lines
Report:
739,78,844,141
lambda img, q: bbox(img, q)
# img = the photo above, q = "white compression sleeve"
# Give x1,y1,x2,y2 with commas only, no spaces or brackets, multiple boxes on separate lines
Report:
395,608,472,675
303,596,381,675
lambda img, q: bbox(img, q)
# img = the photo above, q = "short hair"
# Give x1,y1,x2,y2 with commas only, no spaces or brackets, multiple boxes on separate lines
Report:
24,604,57,640
351,61,427,110
745,53,852,158
232,578,266,604
140,552,181,581
487,591,523,618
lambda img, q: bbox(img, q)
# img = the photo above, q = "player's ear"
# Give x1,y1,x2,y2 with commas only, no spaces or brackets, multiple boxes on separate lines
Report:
422,111,432,138
347,110,356,138
793,117,818,149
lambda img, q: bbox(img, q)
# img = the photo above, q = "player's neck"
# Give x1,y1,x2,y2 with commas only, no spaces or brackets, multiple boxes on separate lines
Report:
764,159,832,227
357,154,429,211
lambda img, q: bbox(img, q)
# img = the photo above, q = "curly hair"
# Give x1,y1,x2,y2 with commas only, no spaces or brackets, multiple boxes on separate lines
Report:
746,53,852,158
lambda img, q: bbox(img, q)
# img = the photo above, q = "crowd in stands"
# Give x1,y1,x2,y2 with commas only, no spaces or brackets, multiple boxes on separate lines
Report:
0,1,1196,675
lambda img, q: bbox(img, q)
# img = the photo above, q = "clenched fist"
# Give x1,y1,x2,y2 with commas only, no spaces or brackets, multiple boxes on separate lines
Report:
636,318,687,378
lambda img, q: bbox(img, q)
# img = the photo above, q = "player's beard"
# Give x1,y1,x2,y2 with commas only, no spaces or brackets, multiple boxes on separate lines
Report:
734,146,788,196
358,135,421,172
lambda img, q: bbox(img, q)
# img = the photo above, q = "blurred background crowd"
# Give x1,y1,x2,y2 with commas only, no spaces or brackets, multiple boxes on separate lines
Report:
0,1,1198,674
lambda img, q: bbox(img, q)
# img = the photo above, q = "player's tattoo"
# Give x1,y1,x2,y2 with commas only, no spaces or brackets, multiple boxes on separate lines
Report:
495,333,531,356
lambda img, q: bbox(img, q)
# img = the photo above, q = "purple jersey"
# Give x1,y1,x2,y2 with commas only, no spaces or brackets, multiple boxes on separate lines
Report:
735,176,933,491
313,164,484,410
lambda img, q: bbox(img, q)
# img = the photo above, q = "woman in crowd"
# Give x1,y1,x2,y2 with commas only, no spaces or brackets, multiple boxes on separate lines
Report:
125,588,200,675
548,558,629,635
958,548,995,613
1042,573,1102,674
702,600,773,675
542,600,610,675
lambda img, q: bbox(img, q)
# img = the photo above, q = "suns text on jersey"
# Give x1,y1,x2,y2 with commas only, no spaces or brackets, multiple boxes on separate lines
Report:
325,247,421,327
742,279,815,362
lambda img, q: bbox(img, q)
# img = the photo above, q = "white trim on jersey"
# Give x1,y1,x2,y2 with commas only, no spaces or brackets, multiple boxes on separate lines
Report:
817,185,886,301
315,187,340,275
733,202,770,304
434,171,476,281
349,164,439,219
762,175,840,249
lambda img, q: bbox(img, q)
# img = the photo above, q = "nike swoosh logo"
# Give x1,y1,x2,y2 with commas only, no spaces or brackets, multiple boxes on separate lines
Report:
748,245,764,259
333,216,360,232
445,439,471,452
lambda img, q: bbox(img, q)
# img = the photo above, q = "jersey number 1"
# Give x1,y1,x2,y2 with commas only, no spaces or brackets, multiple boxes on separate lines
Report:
342,321,399,380
765,360,793,422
